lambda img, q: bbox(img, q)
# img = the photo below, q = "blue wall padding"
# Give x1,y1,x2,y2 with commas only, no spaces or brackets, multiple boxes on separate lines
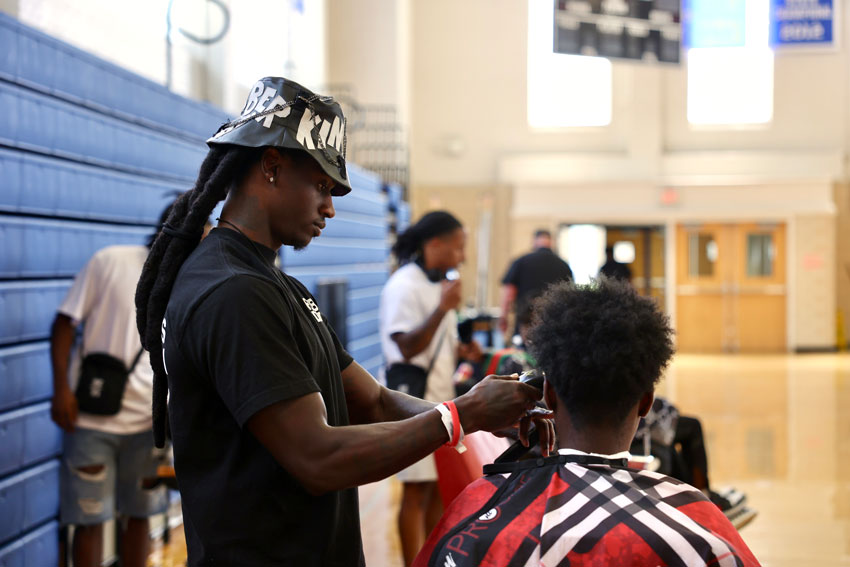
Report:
0,461,59,546
0,14,245,564
346,312,380,345
0,281,72,346
385,183,404,208
0,148,184,223
0,216,150,278
287,268,389,293
0,343,52,412
0,403,62,477
396,202,411,232
0,520,59,567
0,81,206,182
0,13,227,141
282,240,388,267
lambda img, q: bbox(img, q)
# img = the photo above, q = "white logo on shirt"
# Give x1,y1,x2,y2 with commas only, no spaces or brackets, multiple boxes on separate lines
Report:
161,317,168,375
302,298,323,323
443,554,457,567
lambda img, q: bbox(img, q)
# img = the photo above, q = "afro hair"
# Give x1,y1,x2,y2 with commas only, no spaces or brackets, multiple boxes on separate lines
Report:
527,277,675,430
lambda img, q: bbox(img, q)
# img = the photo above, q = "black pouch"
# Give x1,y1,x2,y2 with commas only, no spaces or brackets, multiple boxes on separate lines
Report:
385,328,447,399
385,363,429,399
75,349,143,416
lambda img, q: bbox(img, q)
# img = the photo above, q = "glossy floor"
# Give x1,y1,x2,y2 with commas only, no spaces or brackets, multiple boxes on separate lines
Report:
149,354,850,567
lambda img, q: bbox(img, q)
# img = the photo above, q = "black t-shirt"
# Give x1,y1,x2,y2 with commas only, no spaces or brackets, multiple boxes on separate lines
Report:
502,248,573,317
162,228,363,566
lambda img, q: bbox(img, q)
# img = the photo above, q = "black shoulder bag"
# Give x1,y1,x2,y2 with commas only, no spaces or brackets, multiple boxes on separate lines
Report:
385,329,447,399
75,347,145,415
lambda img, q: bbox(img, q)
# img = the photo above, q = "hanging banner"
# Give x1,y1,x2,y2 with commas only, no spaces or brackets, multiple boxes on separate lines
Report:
770,0,835,47
554,0,682,64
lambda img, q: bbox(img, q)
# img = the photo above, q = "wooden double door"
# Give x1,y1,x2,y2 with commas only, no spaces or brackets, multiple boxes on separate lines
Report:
675,223,787,352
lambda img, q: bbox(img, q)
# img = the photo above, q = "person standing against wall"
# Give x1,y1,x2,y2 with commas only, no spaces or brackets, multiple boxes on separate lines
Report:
49,207,177,567
134,77,552,566
499,229,573,338
379,211,483,566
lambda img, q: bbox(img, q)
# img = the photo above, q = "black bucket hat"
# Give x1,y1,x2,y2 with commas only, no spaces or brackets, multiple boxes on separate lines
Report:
207,77,351,196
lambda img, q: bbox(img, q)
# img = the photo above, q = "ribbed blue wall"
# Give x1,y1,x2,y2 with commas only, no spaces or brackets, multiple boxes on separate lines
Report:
0,12,221,565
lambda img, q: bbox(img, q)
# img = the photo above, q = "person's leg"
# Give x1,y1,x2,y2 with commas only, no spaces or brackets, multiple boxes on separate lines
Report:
120,517,150,567
398,481,430,567
674,416,709,491
72,524,104,567
116,430,168,567
60,429,117,567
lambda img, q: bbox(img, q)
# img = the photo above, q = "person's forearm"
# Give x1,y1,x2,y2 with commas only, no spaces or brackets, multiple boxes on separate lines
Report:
50,315,75,393
392,305,448,360
375,387,437,422
323,412,449,491
279,407,450,495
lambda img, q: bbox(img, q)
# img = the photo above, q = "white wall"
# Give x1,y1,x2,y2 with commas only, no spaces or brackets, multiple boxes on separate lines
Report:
7,0,328,115
326,0,410,127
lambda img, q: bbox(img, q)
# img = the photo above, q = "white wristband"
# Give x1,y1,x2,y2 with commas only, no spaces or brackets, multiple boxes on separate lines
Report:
434,404,467,454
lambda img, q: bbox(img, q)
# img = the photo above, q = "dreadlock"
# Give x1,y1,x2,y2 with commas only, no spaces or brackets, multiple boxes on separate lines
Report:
391,211,463,263
135,144,265,447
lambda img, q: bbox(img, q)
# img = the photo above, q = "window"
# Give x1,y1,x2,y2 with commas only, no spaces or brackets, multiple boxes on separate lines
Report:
688,233,718,277
746,233,775,277
686,0,773,125
527,0,612,128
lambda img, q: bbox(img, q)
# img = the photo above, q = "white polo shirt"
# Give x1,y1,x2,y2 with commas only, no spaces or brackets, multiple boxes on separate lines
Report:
379,263,458,404
59,245,153,434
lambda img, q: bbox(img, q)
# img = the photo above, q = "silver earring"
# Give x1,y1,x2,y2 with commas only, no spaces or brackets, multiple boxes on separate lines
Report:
269,177,275,183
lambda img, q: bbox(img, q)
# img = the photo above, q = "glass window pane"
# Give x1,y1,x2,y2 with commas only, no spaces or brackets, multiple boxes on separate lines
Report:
688,233,717,277
746,233,774,277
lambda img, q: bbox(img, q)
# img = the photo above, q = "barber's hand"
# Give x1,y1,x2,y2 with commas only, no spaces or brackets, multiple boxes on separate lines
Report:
517,407,556,456
439,279,462,312
51,388,78,432
454,374,554,455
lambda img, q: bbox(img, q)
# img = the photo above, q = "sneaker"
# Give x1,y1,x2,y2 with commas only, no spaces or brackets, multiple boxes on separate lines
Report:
715,486,747,508
709,489,745,519
726,506,758,530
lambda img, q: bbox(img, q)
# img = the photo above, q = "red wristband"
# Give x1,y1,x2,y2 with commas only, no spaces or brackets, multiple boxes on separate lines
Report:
443,401,461,447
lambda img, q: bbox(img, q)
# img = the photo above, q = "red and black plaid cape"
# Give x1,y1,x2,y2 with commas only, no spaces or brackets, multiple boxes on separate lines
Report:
415,454,760,567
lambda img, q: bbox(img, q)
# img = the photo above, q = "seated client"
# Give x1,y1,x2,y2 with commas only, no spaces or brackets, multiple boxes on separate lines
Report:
415,278,760,567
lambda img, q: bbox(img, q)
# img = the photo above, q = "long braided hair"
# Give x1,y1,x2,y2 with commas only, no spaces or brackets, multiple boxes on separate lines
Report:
136,144,264,447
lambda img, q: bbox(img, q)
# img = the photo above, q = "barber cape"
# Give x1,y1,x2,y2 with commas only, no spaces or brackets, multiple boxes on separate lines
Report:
415,452,760,567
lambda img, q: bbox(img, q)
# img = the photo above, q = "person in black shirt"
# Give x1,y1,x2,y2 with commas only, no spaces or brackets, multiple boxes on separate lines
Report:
134,77,553,566
599,245,633,282
499,229,573,337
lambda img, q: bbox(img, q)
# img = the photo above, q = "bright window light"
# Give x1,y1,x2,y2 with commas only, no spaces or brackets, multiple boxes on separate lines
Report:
687,0,773,125
558,225,607,285
613,241,636,264
527,0,612,128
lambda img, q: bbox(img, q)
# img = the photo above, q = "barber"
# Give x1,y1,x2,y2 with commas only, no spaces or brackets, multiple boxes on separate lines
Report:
135,76,553,566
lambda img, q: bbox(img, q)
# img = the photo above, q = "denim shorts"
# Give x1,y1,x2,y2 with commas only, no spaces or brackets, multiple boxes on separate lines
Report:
60,428,168,525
